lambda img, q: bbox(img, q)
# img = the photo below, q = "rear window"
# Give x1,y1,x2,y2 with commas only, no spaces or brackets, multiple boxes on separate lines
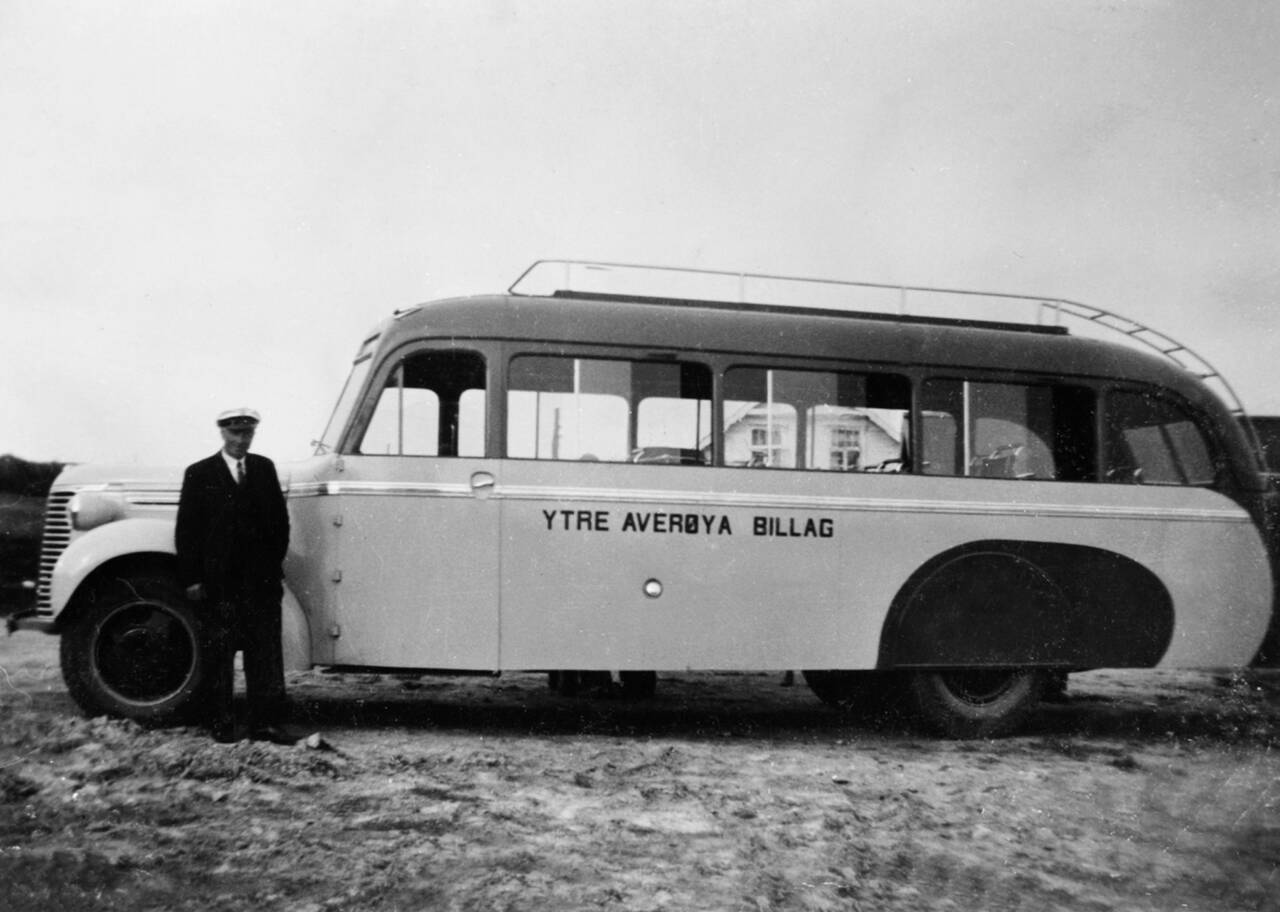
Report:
1104,391,1215,485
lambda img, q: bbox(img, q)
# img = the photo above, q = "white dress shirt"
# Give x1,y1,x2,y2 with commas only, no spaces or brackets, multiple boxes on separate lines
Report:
221,451,245,484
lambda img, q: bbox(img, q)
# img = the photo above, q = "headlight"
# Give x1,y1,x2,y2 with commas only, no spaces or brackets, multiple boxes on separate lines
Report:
69,492,123,531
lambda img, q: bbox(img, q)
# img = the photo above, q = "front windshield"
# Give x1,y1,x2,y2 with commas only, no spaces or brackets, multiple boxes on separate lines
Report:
315,355,373,455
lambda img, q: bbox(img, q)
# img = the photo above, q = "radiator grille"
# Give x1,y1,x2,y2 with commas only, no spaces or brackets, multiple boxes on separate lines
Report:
35,492,74,616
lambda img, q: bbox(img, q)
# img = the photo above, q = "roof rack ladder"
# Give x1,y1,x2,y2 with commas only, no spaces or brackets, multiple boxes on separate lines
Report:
510,260,1255,450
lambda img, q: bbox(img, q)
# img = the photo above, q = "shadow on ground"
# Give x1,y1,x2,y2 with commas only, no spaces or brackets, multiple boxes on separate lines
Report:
274,669,1280,748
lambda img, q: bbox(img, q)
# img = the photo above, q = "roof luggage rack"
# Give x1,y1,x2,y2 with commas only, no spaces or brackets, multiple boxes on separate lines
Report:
508,259,1250,427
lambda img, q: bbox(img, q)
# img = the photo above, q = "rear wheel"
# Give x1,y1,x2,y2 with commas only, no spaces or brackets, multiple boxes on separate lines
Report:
60,574,211,723
908,668,1047,738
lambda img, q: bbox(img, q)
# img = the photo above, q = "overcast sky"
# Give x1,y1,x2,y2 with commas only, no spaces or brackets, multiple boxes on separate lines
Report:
2,1,1277,467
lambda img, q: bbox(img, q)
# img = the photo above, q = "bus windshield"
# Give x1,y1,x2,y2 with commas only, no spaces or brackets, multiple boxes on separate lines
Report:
315,355,373,454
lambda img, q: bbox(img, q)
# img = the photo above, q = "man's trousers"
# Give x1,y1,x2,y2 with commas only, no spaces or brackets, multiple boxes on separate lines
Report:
205,592,286,733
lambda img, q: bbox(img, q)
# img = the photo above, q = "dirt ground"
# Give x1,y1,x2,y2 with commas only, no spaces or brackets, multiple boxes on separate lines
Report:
1,631,1278,912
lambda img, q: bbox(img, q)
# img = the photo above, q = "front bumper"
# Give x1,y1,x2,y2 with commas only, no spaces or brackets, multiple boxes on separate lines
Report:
6,609,55,635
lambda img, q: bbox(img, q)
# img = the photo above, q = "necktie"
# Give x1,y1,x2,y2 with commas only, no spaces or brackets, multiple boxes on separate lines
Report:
236,460,246,486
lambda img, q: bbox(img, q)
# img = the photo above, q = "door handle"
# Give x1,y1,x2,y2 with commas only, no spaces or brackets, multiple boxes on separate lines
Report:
470,472,496,491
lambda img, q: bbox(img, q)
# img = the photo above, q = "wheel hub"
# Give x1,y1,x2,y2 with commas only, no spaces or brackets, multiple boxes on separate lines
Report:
95,602,196,704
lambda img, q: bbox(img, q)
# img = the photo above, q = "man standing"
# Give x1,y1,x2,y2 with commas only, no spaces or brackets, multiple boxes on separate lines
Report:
175,408,293,744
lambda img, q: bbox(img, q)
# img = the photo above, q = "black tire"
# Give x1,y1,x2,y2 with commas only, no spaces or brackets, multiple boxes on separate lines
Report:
803,670,907,722
907,668,1048,738
60,574,211,723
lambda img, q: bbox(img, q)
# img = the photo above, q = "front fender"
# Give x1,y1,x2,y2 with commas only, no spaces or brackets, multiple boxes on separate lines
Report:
50,518,313,670
51,518,176,618
280,586,312,671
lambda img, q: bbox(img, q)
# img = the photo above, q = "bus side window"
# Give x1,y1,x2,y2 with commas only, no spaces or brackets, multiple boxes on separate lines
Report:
723,367,909,471
506,355,711,464
356,350,486,457
634,361,712,465
919,379,1096,481
1104,391,1215,485
719,368,793,468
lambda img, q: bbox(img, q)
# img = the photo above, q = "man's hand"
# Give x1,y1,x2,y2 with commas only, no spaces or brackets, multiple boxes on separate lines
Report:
186,583,205,601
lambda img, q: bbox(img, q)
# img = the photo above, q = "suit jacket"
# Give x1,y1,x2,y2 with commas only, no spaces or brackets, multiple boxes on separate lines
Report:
175,451,290,598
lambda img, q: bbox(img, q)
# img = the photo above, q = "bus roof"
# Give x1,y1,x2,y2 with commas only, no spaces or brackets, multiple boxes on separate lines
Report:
372,291,1222,415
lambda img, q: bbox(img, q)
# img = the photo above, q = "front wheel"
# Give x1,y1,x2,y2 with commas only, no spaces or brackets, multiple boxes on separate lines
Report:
60,574,212,723
908,668,1048,738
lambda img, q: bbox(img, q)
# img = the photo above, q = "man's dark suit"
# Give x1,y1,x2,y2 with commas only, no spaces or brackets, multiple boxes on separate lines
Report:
175,451,290,735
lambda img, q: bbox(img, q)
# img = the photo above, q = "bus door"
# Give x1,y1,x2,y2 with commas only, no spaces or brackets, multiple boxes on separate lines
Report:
497,352,722,669
328,347,499,669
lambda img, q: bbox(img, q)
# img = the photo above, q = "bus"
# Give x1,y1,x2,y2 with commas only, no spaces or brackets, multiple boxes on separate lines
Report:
21,261,1279,737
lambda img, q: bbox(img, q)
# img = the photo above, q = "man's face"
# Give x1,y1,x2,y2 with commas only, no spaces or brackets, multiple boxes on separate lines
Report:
220,426,255,459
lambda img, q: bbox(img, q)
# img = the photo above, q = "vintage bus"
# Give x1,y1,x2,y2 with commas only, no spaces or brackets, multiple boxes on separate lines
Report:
19,261,1279,737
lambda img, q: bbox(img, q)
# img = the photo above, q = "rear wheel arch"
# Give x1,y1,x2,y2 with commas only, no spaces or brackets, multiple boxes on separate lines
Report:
877,539,1174,670
878,543,1070,669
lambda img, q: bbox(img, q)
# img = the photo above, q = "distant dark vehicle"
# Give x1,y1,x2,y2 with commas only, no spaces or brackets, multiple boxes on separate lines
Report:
1241,416,1280,666
1241,416,1280,667
1244,416,1280,475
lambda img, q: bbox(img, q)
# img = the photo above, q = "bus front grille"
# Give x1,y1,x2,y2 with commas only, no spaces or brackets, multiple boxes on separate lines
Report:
36,492,74,617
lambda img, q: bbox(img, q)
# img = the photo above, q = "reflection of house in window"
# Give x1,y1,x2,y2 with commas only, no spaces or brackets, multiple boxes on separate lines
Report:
724,404,903,470
720,401,794,467
749,425,785,467
830,425,862,471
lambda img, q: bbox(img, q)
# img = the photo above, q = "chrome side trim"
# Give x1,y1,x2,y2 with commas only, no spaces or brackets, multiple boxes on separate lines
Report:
310,479,1250,525
125,494,179,506
498,484,1247,524
286,480,477,498
286,482,329,499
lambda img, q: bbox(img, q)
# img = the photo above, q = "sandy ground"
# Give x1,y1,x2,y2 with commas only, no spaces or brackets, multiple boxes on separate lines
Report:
1,630,1278,912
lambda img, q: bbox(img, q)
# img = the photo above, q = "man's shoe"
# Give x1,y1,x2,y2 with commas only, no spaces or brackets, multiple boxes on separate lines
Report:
211,724,240,744
249,724,299,746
